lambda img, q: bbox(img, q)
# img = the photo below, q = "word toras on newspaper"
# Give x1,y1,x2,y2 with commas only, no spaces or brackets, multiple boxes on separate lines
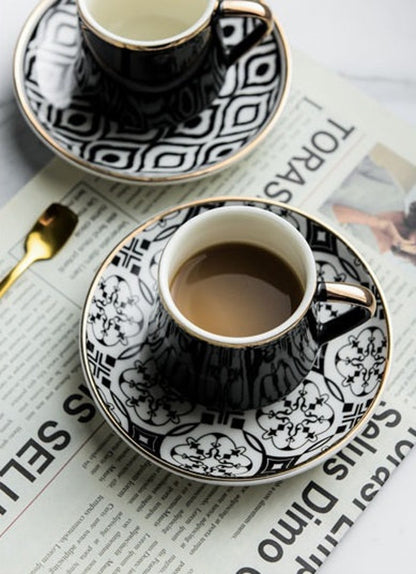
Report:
264,118,355,203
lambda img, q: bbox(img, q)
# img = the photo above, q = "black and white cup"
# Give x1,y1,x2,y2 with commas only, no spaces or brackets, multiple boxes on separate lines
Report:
148,206,376,411
75,0,274,130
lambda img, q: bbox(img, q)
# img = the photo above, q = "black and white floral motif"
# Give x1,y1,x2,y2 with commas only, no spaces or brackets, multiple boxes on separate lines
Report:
15,0,289,183
120,357,194,427
335,326,387,396
81,200,390,484
171,434,253,477
88,275,144,346
256,380,334,451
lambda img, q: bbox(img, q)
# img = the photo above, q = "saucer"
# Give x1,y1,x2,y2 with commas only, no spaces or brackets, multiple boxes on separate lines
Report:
14,0,290,185
80,198,391,485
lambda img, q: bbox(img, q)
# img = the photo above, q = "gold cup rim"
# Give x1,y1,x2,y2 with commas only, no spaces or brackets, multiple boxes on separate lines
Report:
76,0,216,51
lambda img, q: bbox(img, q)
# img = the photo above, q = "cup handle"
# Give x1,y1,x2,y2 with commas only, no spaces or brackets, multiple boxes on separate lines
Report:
314,282,377,345
217,0,274,66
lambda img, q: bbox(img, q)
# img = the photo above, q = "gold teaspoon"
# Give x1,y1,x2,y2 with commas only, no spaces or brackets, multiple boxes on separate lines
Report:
0,203,78,298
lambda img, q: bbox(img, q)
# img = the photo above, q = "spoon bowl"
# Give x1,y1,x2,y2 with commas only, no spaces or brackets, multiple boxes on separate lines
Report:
0,203,78,298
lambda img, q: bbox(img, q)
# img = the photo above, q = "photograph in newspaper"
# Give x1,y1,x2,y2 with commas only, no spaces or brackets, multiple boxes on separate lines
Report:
321,144,416,274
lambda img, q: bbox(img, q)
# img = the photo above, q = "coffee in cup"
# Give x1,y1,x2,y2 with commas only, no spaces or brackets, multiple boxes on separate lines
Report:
148,205,376,411
75,0,274,130
170,242,304,337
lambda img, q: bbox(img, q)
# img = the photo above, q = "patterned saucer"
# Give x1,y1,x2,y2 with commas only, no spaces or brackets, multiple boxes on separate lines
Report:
14,0,290,184
80,198,391,485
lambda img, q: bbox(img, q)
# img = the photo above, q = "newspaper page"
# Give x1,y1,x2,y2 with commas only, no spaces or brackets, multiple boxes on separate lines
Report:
1,49,416,574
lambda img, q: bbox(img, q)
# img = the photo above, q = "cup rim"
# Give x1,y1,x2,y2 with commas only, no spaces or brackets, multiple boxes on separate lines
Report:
158,206,317,348
76,0,216,50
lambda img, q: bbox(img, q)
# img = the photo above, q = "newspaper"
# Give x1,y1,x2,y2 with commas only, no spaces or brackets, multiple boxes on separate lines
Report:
1,49,416,574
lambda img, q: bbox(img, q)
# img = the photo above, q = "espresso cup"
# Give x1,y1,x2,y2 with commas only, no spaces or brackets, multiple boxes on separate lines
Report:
75,0,273,130
147,206,376,411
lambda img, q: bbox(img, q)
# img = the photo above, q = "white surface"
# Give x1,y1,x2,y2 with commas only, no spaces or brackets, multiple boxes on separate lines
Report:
2,1,416,572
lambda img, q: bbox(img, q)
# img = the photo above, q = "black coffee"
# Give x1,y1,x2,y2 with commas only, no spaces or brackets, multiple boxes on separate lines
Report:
170,242,304,337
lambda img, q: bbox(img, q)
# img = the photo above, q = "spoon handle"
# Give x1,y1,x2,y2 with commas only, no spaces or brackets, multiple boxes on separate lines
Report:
0,253,36,298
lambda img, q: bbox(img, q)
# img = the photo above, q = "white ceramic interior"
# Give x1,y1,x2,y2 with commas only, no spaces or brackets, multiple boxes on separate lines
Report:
158,206,317,346
77,0,215,45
